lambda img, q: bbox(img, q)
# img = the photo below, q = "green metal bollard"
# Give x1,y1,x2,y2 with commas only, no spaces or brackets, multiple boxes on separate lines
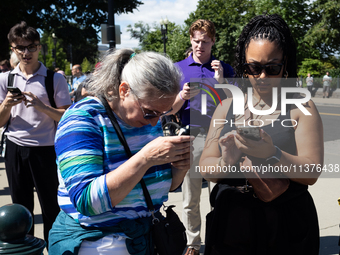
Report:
0,204,46,254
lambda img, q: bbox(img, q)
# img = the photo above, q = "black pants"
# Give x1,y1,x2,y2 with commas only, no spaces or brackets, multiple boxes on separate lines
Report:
4,139,60,247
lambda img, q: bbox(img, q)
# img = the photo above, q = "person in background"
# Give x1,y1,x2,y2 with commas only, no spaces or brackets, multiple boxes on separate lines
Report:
48,49,192,254
10,51,20,69
171,19,234,255
72,64,87,91
0,21,71,246
0,59,11,73
323,71,332,98
200,14,323,254
57,70,73,98
306,73,313,94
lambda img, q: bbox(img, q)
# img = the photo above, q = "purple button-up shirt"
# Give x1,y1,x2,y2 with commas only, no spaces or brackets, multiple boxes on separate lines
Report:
175,54,234,128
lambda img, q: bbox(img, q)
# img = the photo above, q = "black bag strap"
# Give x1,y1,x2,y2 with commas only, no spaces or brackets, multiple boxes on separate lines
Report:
98,95,156,213
8,72,14,87
46,69,56,108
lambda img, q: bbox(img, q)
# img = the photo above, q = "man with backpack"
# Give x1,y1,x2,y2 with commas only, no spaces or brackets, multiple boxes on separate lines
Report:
0,21,71,246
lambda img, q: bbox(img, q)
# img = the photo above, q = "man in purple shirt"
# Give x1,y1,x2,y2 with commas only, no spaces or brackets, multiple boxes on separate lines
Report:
172,19,234,255
0,21,71,246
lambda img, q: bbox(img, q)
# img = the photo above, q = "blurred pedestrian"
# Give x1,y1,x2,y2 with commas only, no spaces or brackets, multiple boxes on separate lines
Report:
57,70,73,98
0,59,11,73
306,73,313,93
71,64,86,91
323,71,332,98
0,21,72,246
10,51,20,69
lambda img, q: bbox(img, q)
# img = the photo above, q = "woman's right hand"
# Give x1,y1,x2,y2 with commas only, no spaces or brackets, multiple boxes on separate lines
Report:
140,135,193,167
4,91,26,107
219,131,242,166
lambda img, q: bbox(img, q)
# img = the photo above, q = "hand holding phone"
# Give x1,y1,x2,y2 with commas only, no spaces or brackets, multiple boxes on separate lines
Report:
236,126,261,141
187,82,201,89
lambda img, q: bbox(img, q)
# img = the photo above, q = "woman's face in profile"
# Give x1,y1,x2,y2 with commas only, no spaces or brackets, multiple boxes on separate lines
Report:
245,39,284,95
122,92,176,128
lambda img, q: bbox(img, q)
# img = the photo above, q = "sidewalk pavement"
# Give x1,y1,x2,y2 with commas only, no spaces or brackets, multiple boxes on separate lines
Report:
0,97,339,255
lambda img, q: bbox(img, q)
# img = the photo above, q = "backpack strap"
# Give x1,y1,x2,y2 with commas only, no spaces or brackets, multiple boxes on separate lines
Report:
1,72,15,155
8,72,15,88
45,69,56,108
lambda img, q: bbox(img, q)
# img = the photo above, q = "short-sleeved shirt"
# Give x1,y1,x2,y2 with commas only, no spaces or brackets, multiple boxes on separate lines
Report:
306,77,313,86
175,54,234,128
0,62,72,146
55,97,172,228
323,75,332,87
72,74,87,90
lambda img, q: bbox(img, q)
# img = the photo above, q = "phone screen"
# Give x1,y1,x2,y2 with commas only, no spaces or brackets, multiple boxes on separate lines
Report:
236,126,261,141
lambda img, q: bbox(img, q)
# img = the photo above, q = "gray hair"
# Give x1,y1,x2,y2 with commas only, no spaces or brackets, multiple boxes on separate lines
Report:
86,48,182,101
10,51,19,68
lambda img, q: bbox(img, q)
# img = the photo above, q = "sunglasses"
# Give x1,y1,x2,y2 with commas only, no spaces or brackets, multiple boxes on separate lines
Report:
131,89,172,120
243,62,284,76
12,44,40,53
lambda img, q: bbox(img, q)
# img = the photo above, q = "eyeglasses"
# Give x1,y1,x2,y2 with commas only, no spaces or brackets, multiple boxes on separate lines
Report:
12,44,40,53
131,90,172,120
243,62,284,76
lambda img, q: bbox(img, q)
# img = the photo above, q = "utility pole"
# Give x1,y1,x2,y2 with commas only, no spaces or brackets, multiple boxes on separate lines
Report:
108,0,116,49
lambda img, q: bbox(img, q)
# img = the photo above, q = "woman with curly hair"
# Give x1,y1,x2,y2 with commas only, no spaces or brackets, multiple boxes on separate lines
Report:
200,14,323,254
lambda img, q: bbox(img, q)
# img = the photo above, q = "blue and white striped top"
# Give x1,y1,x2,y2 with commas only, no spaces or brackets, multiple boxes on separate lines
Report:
55,97,172,228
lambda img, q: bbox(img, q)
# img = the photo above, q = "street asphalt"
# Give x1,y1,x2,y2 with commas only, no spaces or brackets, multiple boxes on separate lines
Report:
0,92,339,255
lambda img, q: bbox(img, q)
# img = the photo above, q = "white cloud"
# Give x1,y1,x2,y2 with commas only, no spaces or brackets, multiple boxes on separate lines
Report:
99,0,199,49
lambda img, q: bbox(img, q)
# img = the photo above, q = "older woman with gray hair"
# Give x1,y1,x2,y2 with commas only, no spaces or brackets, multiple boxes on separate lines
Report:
49,49,192,255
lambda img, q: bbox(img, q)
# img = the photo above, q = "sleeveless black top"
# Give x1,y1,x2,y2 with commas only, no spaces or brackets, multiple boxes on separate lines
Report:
218,99,296,184
205,100,319,255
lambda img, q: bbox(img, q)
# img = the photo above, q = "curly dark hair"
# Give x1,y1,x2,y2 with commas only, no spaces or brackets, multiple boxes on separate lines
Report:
233,14,297,80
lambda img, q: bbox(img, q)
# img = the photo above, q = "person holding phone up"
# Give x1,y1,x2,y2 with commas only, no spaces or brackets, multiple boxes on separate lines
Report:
199,14,323,254
0,21,71,246
168,19,234,255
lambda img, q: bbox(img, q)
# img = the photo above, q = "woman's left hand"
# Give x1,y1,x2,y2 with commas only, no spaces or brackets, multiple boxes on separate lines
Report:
234,129,276,159
171,151,192,171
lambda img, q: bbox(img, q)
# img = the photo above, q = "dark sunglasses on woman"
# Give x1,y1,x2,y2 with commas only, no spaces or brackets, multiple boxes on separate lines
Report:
243,62,284,76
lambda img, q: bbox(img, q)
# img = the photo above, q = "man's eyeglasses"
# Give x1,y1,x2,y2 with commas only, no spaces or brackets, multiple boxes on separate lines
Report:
131,89,172,120
12,44,40,53
243,62,284,76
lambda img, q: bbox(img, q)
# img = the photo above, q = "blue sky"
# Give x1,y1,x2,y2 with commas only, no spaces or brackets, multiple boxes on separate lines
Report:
99,0,199,49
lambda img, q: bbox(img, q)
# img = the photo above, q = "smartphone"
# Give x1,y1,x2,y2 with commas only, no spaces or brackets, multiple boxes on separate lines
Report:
187,82,201,89
7,86,22,95
236,126,261,141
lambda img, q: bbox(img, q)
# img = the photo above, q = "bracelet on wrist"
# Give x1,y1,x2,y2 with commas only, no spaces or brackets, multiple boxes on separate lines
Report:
218,157,225,167
179,91,185,101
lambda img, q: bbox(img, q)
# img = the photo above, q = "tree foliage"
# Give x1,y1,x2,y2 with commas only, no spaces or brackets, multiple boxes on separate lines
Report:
0,0,143,66
128,0,339,78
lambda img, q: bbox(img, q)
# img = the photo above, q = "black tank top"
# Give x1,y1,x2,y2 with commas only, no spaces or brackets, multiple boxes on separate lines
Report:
218,99,297,184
